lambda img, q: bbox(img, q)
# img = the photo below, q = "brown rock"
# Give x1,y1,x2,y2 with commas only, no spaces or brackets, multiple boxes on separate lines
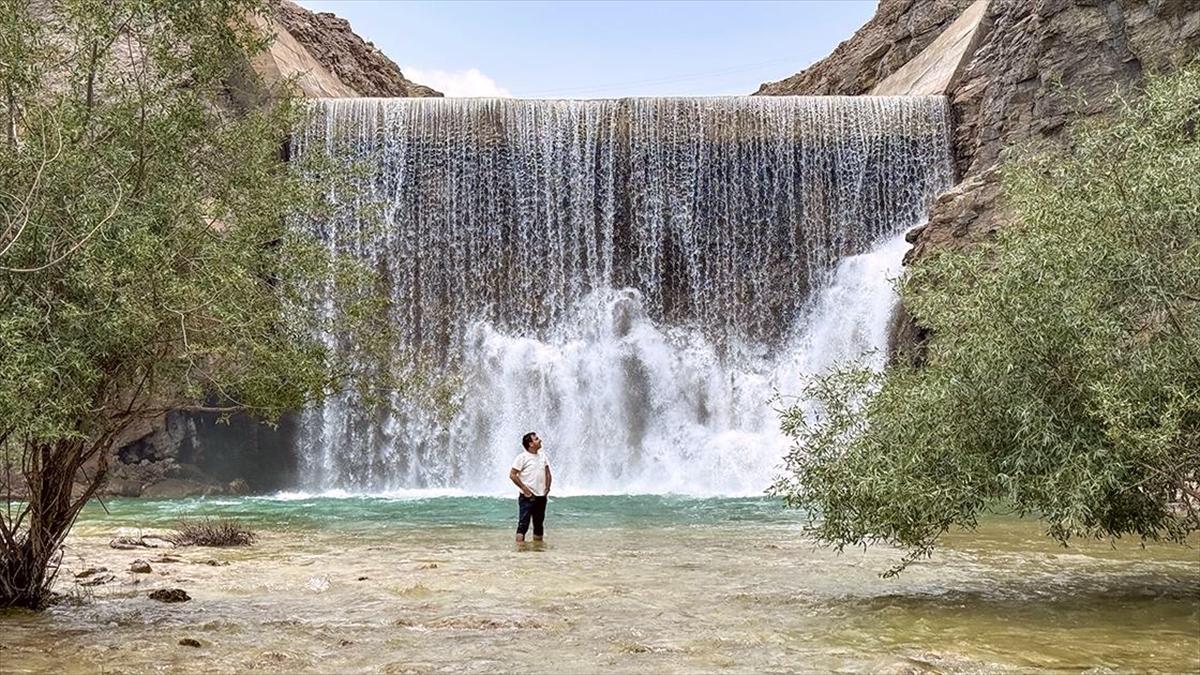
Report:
754,0,978,96
105,478,144,498
179,638,202,647
130,560,153,574
149,588,191,603
269,0,441,98
79,573,117,587
226,478,250,495
74,566,108,579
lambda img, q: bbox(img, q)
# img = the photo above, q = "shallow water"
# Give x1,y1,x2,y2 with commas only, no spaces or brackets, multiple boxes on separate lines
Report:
2,496,1197,674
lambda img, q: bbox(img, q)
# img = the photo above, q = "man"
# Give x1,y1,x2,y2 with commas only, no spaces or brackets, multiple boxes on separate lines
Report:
509,431,552,543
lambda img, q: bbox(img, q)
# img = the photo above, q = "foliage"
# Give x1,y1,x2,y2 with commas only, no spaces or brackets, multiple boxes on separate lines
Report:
168,518,257,547
772,65,1200,574
0,0,393,608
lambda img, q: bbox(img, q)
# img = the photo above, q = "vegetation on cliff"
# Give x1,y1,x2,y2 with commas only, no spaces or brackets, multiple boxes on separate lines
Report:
774,66,1200,573
0,0,390,608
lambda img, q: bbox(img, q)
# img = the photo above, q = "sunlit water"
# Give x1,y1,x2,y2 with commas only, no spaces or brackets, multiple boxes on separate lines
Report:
2,496,1196,674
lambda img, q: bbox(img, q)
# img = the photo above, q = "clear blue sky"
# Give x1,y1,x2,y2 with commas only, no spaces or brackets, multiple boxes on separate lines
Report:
297,1,876,98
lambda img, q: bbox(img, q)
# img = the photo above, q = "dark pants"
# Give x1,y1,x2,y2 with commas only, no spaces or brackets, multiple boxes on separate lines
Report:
516,495,547,537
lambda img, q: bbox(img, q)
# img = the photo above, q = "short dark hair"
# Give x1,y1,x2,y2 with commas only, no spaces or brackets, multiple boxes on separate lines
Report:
522,432,538,450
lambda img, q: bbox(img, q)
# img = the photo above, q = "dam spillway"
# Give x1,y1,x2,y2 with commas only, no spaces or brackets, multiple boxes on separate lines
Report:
290,96,953,495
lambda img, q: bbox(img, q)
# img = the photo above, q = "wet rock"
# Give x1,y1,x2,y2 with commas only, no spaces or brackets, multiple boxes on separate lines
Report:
105,478,144,497
130,560,153,574
110,535,175,550
152,554,185,563
148,588,191,603
75,567,108,578
226,478,250,495
357,576,369,581
338,639,354,647
427,614,545,630
79,573,117,587
203,559,229,567
178,638,202,648
417,563,438,570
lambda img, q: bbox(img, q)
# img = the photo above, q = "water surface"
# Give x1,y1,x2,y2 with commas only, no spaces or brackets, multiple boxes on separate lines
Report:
2,495,1196,673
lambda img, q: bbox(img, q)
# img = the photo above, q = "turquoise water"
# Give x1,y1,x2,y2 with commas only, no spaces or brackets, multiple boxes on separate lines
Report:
83,494,803,531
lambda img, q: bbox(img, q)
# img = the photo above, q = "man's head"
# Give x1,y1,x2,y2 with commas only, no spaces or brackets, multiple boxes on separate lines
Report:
522,431,542,453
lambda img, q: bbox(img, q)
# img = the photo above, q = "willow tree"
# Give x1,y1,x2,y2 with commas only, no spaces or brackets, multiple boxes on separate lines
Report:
0,1,390,608
773,65,1200,573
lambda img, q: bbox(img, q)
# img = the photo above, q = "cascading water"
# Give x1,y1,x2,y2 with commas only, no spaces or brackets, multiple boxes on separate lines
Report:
291,96,953,495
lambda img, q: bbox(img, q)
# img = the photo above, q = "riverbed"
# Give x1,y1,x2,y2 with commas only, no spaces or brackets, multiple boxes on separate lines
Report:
1,495,1197,673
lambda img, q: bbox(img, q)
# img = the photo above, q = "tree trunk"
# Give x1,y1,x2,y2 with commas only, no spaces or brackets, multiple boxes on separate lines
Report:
0,439,106,609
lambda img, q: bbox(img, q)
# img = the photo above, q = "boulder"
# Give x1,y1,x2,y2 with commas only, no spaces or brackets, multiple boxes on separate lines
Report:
130,560,153,574
79,573,117,587
74,567,108,579
148,588,191,603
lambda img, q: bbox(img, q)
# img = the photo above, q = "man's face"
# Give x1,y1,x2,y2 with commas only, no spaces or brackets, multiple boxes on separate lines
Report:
529,434,542,452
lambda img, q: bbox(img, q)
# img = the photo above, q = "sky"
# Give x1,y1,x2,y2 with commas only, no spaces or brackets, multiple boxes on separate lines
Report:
296,1,877,98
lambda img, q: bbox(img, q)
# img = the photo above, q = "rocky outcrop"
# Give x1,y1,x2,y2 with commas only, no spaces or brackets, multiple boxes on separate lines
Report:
758,0,1200,358
754,0,978,96
267,0,440,98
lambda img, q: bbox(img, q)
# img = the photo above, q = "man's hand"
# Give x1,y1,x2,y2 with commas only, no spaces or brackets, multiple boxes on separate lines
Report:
522,487,534,498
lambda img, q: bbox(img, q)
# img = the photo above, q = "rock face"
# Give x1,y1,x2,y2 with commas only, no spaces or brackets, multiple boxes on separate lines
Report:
754,0,978,96
757,0,1200,357
267,0,441,98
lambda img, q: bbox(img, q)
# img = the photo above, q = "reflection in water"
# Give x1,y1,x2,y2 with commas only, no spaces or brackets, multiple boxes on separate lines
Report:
1,496,1196,674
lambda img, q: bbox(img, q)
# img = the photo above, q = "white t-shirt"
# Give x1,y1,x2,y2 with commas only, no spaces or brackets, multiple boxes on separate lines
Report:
511,450,550,496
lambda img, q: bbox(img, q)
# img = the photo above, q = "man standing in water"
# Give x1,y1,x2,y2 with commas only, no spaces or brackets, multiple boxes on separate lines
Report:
509,431,552,544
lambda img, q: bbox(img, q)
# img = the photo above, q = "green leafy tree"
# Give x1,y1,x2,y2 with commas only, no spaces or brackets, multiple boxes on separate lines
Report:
772,65,1200,574
0,0,391,608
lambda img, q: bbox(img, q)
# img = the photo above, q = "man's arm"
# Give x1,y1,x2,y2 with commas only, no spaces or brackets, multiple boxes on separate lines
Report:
509,468,534,497
544,464,552,496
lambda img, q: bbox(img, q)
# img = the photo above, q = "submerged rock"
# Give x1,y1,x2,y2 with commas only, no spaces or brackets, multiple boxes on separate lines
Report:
74,567,108,578
178,638,202,648
79,573,117,587
149,588,191,603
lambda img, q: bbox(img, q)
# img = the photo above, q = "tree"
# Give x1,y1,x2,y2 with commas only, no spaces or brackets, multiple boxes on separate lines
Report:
772,65,1200,574
0,0,390,608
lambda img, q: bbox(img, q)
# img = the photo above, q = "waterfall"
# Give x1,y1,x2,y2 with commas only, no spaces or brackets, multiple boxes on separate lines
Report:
290,96,953,495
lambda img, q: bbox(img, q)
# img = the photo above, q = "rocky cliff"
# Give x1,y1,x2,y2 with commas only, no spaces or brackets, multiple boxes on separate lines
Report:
755,0,977,97
757,0,1200,359
265,0,440,98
